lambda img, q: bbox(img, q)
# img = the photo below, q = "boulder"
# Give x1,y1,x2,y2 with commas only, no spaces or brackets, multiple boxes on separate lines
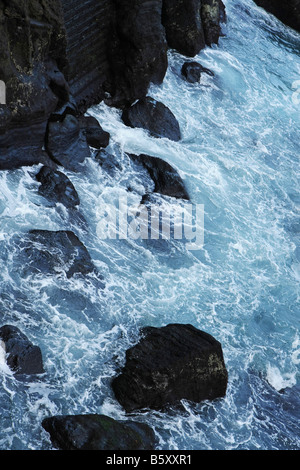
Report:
0,325,44,375
45,114,91,171
162,0,206,57
42,414,156,450
21,230,97,279
78,116,110,150
128,154,189,200
253,0,300,33
181,61,214,83
112,324,228,412
122,97,181,142
201,0,226,46
36,166,80,209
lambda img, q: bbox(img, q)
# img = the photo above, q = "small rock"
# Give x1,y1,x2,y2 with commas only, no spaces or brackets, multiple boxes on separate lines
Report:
79,116,110,149
42,414,156,450
181,61,214,83
36,166,80,209
0,325,44,375
122,97,181,142
112,323,228,412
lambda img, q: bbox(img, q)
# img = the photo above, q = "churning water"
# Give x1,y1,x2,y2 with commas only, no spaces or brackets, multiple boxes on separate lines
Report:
0,0,299,450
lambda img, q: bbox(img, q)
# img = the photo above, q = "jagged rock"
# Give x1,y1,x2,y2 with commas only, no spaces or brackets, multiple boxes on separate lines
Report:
107,0,168,107
0,325,44,375
181,61,214,83
128,154,189,200
46,114,91,171
253,0,300,32
78,116,110,149
112,324,228,412
162,0,206,57
201,0,226,46
21,230,97,279
42,414,156,450
95,150,122,176
122,97,181,141
36,166,80,209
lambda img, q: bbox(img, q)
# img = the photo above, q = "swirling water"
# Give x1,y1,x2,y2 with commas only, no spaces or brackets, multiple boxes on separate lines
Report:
0,0,299,450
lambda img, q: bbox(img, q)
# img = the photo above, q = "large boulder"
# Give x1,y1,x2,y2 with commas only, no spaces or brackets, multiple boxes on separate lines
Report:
253,0,300,32
20,230,97,279
45,114,91,171
42,414,156,450
112,324,228,412
201,0,226,47
0,325,44,375
36,166,80,209
162,0,206,57
128,154,189,200
122,97,181,141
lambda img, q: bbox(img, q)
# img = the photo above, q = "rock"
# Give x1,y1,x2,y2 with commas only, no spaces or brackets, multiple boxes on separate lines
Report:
253,0,300,32
112,324,228,412
21,230,97,279
42,414,156,450
0,325,44,375
107,0,168,107
45,114,91,171
78,116,110,149
181,61,214,83
122,97,181,142
128,154,189,200
162,0,206,57
0,148,57,172
95,150,123,176
36,166,80,209
201,0,226,46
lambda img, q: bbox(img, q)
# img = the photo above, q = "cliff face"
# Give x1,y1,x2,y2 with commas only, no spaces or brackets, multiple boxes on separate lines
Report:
0,0,226,170
254,0,300,33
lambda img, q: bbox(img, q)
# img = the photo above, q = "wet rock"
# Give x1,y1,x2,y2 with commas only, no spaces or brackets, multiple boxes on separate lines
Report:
0,325,44,375
78,116,110,149
253,0,300,33
129,154,189,200
181,61,214,83
201,0,226,46
95,150,123,176
21,230,97,279
42,414,156,450
107,0,168,107
112,323,228,412
122,97,181,142
36,166,80,209
45,114,91,171
162,0,206,57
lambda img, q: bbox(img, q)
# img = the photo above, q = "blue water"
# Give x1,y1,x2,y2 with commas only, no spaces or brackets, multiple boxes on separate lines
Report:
0,0,299,450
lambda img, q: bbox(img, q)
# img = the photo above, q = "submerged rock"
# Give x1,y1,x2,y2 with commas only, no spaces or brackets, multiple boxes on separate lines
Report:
0,325,44,375
42,414,156,450
46,114,91,171
128,154,189,200
122,97,181,141
181,61,214,83
112,323,228,412
21,230,97,279
36,166,80,209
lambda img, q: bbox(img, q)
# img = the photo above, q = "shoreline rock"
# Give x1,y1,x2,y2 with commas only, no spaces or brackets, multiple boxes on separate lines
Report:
112,323,228,412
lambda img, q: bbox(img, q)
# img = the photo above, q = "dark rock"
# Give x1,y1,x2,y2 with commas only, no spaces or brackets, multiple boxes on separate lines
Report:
0,325,44,375
253,0,300,32
112,324,228,412
78,116,110,149
129,154,189,200
0,148,57,172
201,0,226,46
107,0,168,107
36,166,80,209
95,150,123,176
45,114,91,171
42,414,156,450
21,230,97,279
122,97,181,142
162,0,206,57
181,61,215,83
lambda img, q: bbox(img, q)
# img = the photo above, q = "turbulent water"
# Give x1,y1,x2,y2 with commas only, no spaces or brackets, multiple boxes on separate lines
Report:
0,0,299,450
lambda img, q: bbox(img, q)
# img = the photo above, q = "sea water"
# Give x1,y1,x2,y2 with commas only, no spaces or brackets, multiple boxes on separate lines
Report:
0,0,299,450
